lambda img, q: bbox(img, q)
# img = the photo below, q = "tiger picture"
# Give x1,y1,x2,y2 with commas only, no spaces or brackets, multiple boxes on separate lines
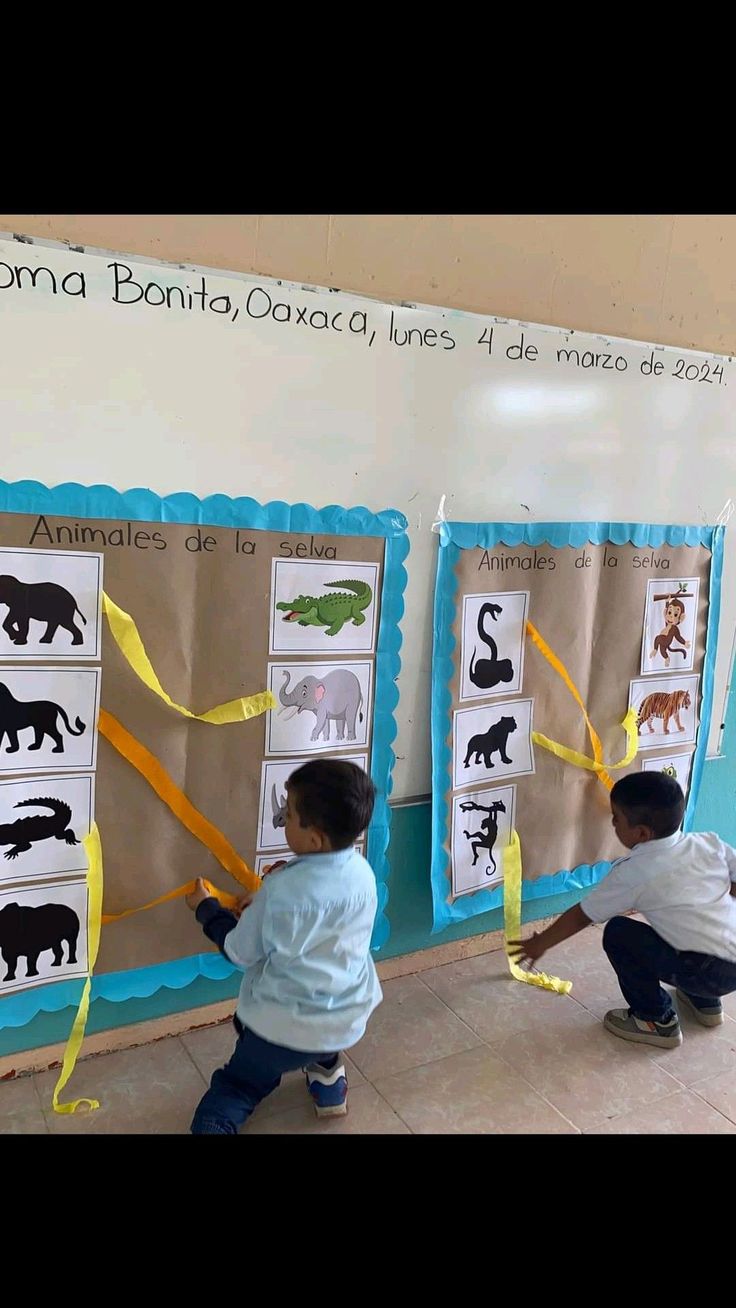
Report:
637,688,692,736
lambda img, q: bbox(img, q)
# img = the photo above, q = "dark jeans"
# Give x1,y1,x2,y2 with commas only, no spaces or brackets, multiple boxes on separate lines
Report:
191,1017,339,1135
603,915,736,1024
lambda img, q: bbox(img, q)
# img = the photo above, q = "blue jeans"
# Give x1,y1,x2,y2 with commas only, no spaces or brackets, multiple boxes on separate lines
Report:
603,916,736,1024
190,1018,338,1135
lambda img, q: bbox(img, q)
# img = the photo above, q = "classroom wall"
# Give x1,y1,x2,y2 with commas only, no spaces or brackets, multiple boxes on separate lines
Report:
0,213,733,1053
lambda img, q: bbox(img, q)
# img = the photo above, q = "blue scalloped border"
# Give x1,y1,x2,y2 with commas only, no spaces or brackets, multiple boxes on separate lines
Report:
0,479,408,1027
430,520,724,932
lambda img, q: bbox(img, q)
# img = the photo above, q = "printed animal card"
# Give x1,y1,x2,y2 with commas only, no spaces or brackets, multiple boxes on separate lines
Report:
0,878,88,994
0,773,95,883
0,668,101,773
460,591,529,701
453,698,535,790
253,845,364,878
451,785,516,895
270,559,380,656
629,675,699,751
257,753,369,850
266,660,373,756
0,547,103,661
641,577,699,675
641,751,694,796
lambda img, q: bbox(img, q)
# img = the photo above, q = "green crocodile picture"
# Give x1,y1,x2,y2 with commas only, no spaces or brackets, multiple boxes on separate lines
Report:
276,580,373,637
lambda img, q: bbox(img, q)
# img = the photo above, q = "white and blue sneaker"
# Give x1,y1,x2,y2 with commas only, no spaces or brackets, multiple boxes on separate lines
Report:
306,1060,348,1118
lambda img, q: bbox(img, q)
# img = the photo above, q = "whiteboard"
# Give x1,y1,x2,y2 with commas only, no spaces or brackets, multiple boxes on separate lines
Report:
0,232,732,799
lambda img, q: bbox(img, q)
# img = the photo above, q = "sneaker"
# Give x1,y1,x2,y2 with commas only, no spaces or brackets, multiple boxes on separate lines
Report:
306,1062,348,1118
675,989,724,1027
603,1008,683,1049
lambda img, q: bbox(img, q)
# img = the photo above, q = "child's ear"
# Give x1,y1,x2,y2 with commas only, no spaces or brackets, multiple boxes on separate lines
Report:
637,824,656,843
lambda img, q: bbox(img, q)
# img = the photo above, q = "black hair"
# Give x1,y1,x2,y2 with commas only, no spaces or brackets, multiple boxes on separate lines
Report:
286,759,375,849
610,771,685,838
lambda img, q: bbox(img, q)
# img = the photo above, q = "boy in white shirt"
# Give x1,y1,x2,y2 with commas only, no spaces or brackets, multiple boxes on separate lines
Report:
509,772,736,1049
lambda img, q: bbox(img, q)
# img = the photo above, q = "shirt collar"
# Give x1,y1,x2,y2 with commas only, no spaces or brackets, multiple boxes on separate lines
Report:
629,830,683,857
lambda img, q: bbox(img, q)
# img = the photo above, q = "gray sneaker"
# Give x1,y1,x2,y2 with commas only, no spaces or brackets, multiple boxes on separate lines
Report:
675,989,724,1027
603,1008,683,1049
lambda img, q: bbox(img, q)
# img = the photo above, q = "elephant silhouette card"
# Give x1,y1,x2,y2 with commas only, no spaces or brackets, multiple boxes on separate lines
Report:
0,878,88,994
0,547,103,661
452,697,535,789
257,753,369,850
641,751,694,798
451,784,516,895
640,577,700,676
269,559,380,656
460,591,529,701
629,674,699,751
0,773,95,883
266,661,373,756
0,667,101,773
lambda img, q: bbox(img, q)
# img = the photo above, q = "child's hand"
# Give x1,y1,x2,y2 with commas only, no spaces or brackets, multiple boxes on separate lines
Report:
233,891,255,918
508,932,546,969
186,878,213,912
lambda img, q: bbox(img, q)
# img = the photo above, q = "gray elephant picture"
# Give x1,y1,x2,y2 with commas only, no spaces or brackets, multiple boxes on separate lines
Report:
276,668,365,744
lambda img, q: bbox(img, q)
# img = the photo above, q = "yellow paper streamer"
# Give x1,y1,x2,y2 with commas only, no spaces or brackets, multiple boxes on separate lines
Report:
102,592,276,723
532,706,639,791
52,824,104,1114
503,830,572,995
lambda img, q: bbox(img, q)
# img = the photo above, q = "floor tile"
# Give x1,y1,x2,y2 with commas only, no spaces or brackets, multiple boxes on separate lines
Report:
35,1038,207,1134
692,1068,736,1123
0,1073,48,1134
182,1021,365,1119
646,1012,736,1087
349,974,481,1081
375,1045,578,1134
490,1007,679,1131
423,950,584,1043
243,1084,409,1134
586,1089,736,1134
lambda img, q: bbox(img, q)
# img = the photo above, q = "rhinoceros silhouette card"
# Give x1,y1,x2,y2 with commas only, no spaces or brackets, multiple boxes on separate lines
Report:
266,660,373,756
0,878,88,994
257,753,369,850
269,558,379,656
0,667,101,773
0,546,103,661
0,772,95,882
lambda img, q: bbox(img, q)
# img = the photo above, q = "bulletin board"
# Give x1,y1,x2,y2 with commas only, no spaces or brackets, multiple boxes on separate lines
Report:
430,520,724,931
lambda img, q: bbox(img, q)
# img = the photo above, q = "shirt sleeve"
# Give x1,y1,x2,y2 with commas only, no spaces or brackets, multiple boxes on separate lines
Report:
579,859,641,923
218,887,270,971
720,839,736,882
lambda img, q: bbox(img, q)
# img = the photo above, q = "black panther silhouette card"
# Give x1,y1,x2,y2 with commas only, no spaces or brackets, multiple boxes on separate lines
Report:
460,591,528,701
451,784,515,895
0,879,88,993
0,668,100,773
0,773,94,882
453,698,534,789
0,547,103,661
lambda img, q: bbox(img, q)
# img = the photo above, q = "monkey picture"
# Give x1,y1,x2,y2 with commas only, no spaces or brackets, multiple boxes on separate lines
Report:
650,596,690,666
641,578,698,676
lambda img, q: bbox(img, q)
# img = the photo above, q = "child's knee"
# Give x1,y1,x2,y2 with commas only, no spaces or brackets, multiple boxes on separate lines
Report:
602,915,630,953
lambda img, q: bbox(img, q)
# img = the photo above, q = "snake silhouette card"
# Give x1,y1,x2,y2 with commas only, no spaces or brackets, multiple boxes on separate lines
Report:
629,674,700,750
0,878,88,994
451,784,515,895
460,591,528,701
453,697,534,789
640,577,700,676
0,667,101,773
256,752,369,851
0,773,94,883
270,558,380,656
0,547,103,661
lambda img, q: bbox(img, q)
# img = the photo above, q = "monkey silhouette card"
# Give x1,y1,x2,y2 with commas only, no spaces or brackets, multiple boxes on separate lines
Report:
629,674,699,750
453,697,534,789
0,773,94,882
270,558,380,656
266,660,373,756
451,784,515,895
0,547,103,661
257,753,369,850
0,879,88,994
460,591,529,700
641,751,694,798
0,668,100,773
641,577,700,675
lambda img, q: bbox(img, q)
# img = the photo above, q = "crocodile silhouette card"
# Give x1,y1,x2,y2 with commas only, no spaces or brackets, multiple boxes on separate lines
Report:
460,590,529,701
452,697,535,789
0,878,88,994
0,773,95,882
629,674,699,750
451,784,516,896
266,660,373,756
269,558,380,656
0,667,101,773
257,753,369,851
0,546,103,662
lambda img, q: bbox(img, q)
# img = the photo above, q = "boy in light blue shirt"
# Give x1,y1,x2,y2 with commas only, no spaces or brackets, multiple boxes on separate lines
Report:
186,759,382,1134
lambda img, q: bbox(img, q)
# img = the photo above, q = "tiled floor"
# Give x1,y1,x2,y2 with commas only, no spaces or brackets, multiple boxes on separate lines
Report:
4,928,736,1134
